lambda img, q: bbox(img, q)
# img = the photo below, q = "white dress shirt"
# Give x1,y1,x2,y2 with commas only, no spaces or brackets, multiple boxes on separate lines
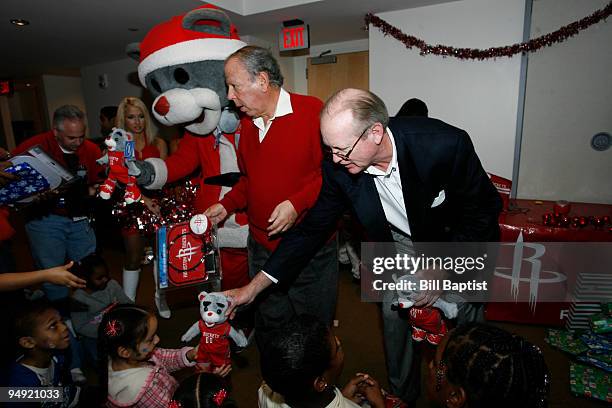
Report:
252,87,293,142
364,128,412,237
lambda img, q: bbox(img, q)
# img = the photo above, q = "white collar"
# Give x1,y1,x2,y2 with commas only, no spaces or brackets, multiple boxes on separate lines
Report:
364,127,397,177
253,88,293,130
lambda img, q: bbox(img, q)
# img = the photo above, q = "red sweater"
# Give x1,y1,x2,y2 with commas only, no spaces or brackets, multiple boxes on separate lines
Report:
220,93,324,251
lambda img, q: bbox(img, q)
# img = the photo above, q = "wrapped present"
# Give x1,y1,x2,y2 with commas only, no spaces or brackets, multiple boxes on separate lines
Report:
577,351,612,373
569,363,611,403
0,162,50,205
580,332,612,352
590,313,612,334
545,329,589,355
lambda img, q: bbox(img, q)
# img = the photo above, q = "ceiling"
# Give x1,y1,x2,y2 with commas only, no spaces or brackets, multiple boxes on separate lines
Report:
1,0,457,78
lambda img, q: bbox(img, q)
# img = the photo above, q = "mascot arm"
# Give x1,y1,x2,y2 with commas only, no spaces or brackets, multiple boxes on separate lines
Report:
96,153,109,166
163,133,202,184
181,321,200,343
229,326,248,347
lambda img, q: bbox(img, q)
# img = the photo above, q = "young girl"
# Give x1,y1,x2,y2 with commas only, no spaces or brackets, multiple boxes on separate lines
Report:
427,322,550,408
71,254,132,363
98,304,197,407
172,373,238,408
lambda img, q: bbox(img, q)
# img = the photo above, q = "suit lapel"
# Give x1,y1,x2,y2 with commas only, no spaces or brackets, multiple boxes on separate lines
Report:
392,125,428,239
349,173,393,242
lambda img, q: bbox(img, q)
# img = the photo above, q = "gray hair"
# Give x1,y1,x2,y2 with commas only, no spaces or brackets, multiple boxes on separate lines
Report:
53,105,85,131
323,88,389,132
228,45,284,87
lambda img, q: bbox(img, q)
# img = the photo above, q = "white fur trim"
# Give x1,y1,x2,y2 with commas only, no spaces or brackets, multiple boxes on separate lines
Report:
138,38,247,85
108,362,151,404
145,157,168,190
218,219,248,248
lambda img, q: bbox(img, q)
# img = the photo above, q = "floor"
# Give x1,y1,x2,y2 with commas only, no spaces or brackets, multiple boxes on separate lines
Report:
10,217,608,407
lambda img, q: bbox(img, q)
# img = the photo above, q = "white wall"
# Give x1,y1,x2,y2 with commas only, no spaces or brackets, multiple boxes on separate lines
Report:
370,0,525,179
42,75,87,135
518,0,612,204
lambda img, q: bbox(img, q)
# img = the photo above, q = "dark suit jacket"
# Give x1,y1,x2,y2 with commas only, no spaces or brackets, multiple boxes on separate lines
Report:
264,116,502,284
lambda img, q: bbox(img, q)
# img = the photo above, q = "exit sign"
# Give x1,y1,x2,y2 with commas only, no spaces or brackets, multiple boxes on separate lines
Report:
279,23,309,51
0,80,12,96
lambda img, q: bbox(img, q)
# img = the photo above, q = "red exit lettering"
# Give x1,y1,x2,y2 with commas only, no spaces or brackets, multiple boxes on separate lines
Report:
283,26,305,49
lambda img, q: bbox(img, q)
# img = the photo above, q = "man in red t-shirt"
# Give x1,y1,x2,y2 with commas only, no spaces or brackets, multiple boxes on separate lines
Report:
205,46,338,349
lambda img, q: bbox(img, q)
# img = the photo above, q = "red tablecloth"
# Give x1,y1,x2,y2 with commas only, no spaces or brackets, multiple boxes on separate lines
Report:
486,199,612,326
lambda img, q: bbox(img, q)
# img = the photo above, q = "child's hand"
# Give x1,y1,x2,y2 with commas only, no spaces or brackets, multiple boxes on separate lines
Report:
212,364,232,378
341,375,367,403
355,373,385,408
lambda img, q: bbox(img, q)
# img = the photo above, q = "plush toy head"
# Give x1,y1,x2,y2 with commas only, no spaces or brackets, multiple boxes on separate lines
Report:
126,5,245,136
105,127,133,153
198,291,230,325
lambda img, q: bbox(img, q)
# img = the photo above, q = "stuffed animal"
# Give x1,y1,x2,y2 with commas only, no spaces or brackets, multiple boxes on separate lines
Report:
395,274,458,345
181,291,247,369
126,5,250,317
97,127,141,204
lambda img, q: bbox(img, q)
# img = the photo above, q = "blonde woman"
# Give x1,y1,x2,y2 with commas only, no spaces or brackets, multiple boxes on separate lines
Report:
116,97,167,302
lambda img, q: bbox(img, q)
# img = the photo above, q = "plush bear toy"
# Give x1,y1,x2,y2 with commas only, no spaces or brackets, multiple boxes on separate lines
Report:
181,291,247,370
97,127,141,204
395,274,458,345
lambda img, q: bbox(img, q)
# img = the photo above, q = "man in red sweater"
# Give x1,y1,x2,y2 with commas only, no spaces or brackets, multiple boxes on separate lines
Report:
12,105,102,301
205,46,338,348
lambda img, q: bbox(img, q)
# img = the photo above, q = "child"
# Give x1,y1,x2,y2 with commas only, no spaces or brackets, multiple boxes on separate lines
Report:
99,304,198,407
70,253,131,362
7,299,81,407
259,314,388,408
427,322,550,408
172,373,238,408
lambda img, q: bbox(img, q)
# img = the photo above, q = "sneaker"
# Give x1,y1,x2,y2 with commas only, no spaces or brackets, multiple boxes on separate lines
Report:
155,293,171,319
70,368,87,384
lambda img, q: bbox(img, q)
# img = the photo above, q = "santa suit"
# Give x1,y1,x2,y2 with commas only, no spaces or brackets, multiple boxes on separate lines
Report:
147,130,249,290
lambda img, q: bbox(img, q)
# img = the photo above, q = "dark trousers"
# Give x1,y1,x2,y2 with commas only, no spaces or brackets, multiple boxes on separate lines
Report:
247,236,339,349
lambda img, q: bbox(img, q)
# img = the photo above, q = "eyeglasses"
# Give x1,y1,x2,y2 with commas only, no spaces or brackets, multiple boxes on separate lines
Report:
329,124,372,161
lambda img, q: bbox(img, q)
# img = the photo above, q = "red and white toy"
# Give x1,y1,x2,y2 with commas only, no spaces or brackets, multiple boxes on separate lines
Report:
97,128,141,204
396,274,458,345
181,291,247,369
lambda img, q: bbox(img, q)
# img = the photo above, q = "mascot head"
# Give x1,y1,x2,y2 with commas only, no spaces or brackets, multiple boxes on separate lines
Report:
127,5,246,136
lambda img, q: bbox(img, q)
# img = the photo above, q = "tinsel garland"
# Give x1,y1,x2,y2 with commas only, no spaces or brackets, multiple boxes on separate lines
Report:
364,2,612,60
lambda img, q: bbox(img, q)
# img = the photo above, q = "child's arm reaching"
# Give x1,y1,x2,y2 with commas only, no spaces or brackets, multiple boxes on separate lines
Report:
152,347,197,373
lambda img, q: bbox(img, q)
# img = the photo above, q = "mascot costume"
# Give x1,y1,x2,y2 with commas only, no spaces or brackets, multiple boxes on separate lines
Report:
126,5,249,318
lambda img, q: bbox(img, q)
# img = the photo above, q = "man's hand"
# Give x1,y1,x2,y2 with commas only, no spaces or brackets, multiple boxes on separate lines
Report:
212,364,232,378
267,200,297,236
412,268,448,307
42,261,86,289
223,272,274,319
204,203,228,225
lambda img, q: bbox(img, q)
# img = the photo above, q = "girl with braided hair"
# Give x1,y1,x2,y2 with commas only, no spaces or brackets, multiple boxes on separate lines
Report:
427,322,550,408
97,304,198,407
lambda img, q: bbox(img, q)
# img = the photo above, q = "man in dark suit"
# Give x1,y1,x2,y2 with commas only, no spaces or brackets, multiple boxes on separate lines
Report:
223,88,502,403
